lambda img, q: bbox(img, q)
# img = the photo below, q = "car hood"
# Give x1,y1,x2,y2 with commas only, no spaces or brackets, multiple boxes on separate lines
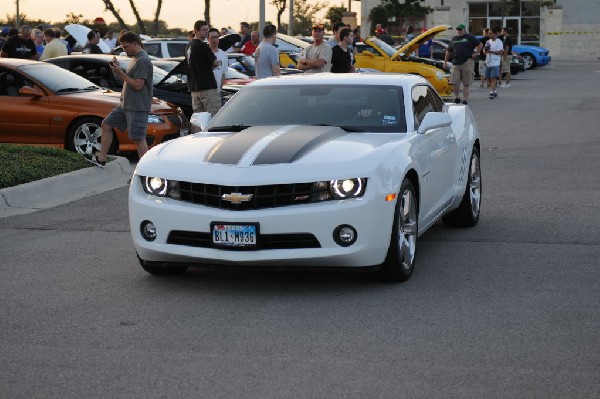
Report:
157,58,187,86
137,125,408,183
393,25,451,60
65,89,177,112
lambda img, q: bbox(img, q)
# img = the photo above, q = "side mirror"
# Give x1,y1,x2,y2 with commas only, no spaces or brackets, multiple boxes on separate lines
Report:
19,86,43,97
417,112,452,134
190,112,212,133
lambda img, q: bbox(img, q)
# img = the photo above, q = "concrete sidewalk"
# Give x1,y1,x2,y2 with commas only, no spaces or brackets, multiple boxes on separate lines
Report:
0,156,133,218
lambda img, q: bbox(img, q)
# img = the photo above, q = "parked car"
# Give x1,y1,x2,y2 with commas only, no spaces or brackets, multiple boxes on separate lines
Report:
512,44,551,69
46,54,194,119
354,25,453,97
0,59,187,155
227,52,303,77
129,73,482,282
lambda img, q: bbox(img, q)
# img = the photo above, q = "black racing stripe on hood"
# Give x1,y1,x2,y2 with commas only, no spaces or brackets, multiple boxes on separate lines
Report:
253,126,345,165
205,126,275,164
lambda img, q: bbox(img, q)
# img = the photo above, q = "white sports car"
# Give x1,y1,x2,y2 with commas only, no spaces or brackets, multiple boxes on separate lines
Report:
129,73,481,282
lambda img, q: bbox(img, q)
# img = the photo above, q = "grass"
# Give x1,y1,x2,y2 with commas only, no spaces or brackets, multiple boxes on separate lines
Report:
0,144,92,189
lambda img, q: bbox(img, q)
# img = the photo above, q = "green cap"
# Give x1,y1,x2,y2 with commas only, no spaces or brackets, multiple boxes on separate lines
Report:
456,24,466,30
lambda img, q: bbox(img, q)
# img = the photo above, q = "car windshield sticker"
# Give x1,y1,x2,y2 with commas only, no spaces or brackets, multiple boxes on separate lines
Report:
382,115,398,126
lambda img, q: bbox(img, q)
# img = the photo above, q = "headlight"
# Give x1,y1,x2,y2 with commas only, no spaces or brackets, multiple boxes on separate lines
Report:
329,178,367,200
147,114,166,124
141,176,180,198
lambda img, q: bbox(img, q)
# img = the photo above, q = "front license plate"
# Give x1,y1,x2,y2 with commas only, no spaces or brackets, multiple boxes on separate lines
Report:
211,223,257,248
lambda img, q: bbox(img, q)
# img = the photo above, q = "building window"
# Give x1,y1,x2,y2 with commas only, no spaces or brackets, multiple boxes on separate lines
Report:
468,1,541,45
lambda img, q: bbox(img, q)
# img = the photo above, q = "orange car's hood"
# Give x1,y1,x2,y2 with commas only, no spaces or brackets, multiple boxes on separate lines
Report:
62,88,178,113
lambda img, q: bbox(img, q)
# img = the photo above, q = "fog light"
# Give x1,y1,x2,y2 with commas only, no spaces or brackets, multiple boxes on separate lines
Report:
141,220,157,241
333,224,357,247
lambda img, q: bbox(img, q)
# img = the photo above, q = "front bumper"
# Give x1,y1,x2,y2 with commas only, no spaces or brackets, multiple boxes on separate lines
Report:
129,176,397,268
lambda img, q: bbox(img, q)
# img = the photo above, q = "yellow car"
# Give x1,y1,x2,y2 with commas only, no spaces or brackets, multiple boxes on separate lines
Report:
355,25,453,96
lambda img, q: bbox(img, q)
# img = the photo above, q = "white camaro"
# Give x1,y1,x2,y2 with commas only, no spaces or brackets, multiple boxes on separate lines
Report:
129,73,481,282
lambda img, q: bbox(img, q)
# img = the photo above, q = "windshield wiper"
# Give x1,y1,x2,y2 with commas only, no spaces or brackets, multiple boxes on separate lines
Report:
82,85,99,90
55,87,84,93
310,123,365,132
207,124,251,132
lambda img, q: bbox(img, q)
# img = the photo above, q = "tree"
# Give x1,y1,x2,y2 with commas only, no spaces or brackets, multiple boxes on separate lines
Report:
128,0,147,34
368,0,432,35
204,0,211,26
153,0,163,36
293,0,329,36
271,0,287,29
325,5,347,27
100,0,129,30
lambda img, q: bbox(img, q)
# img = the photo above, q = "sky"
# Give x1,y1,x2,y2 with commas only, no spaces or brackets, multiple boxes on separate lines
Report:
9,0,359,32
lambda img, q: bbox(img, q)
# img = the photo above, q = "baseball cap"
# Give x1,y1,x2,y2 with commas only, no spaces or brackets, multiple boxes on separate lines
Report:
1,27,10,35
456,24,466,30
312,23,324,31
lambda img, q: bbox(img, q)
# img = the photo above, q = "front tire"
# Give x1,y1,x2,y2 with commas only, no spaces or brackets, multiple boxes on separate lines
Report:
521,53,536,69
67,117,118,155
443,147,481,227
138,255,188,275
380,178,418,282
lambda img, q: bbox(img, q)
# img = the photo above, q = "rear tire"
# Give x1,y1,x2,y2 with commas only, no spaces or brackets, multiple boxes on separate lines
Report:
443,147,481,227
380,178,418,282
137,255,188,275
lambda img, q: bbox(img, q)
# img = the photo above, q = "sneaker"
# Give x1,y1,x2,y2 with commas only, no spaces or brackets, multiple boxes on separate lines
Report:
492,91,498,98
83,154,107,168
503,83,511,88
462,100,468,105
489,93,495,99
454,98,461,104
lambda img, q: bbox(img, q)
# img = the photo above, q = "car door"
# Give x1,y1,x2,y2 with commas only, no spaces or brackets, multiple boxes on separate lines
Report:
354,44,386,71
0,69,50,144
411,85,458,224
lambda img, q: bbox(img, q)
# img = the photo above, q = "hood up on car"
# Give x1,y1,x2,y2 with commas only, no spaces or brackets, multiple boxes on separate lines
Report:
64,23,111,54
392,25,451,60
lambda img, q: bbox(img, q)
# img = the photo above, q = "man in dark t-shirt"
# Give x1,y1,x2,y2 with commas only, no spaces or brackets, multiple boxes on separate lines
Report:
83,30,103,54
443,24,482,105
186,20,220,116
330,28,355,73
0,25,37,59
500,27,513,87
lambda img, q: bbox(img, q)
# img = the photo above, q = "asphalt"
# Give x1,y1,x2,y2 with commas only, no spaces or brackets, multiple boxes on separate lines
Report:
0,156,133,218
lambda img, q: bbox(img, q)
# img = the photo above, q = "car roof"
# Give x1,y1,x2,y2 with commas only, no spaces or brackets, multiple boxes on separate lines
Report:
143,38,188,42
47,54,128,62
249,72,425,88
0,58,42,68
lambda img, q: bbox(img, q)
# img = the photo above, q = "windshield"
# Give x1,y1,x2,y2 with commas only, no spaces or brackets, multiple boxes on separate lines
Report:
369,38,396,58
20,63,100,93
229,54,255,75
209,84,407,133
225,67,251,80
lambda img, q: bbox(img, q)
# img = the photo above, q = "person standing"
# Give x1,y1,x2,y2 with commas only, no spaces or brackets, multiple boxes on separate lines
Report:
0,25,37,59
83,30,103,54
32,29,44,59
0,27,9,50
443,24,482,105
186,20,220,116
104,31,117,51
235,22,251,52
484,27,504,100
40,28,67,60
478,28,490,88
297,23,332,74
254,24,281,79
500,27,513,87
241,31,259,55
207,28,229,92
84,31,153,167
330,28,355,73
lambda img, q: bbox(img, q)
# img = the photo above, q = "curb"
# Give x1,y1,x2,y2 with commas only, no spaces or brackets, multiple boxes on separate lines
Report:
0,156,134,218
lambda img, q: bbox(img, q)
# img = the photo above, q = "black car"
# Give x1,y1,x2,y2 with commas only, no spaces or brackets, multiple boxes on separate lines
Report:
46,54,193,119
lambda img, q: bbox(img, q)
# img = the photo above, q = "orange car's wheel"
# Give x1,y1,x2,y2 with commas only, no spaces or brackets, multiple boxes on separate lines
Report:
67,117,117,155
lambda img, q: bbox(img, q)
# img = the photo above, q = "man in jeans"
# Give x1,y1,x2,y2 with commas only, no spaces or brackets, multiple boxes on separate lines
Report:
443,24,482,105
84,31,153,167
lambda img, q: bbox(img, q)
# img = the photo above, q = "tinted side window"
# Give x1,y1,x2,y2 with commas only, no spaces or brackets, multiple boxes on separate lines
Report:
168,43,187,58
412,85,444,127
144,43,161,58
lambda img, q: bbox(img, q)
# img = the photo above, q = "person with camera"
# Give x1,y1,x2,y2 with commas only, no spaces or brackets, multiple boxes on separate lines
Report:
84,31,153,167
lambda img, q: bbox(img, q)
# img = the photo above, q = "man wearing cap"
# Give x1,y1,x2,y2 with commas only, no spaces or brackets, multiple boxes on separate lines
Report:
444,24,482,105
0,27,10,51
297,23,332,74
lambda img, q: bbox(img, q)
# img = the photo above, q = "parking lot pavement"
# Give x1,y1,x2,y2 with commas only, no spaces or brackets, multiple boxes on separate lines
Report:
0,156,133,218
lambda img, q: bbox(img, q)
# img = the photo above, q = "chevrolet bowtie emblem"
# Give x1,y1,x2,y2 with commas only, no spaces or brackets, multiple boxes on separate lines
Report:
222,192,253,204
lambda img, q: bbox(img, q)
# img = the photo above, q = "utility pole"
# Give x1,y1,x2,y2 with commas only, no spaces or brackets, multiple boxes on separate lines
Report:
288,0,294,36
260,0,265,39
16,0,21,28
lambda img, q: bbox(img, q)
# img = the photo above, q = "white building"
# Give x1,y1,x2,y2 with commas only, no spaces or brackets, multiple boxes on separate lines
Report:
360,0,600,59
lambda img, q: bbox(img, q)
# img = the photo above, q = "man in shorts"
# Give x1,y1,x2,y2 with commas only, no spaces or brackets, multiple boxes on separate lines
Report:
444,24,482,105
484,27,504,99
84,31,153,167
500,27,513,87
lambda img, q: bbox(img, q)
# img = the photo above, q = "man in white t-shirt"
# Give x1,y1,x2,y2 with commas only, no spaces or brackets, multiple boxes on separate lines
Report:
484,27,504,99
297,23,332,74
208,28,229,94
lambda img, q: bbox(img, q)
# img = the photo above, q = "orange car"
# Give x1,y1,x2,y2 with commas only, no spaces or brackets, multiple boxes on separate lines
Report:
0,59,187,154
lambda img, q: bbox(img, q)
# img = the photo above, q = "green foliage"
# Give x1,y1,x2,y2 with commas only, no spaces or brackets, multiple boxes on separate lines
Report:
0,145,91,189
293,0,329,36
326,5,348,26
369,0,433,34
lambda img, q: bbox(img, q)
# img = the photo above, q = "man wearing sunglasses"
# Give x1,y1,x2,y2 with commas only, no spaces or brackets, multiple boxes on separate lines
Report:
444,24,482,105
297,23,332,74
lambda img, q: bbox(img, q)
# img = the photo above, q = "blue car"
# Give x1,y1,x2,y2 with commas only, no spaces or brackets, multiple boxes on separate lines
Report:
512,44,551,69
